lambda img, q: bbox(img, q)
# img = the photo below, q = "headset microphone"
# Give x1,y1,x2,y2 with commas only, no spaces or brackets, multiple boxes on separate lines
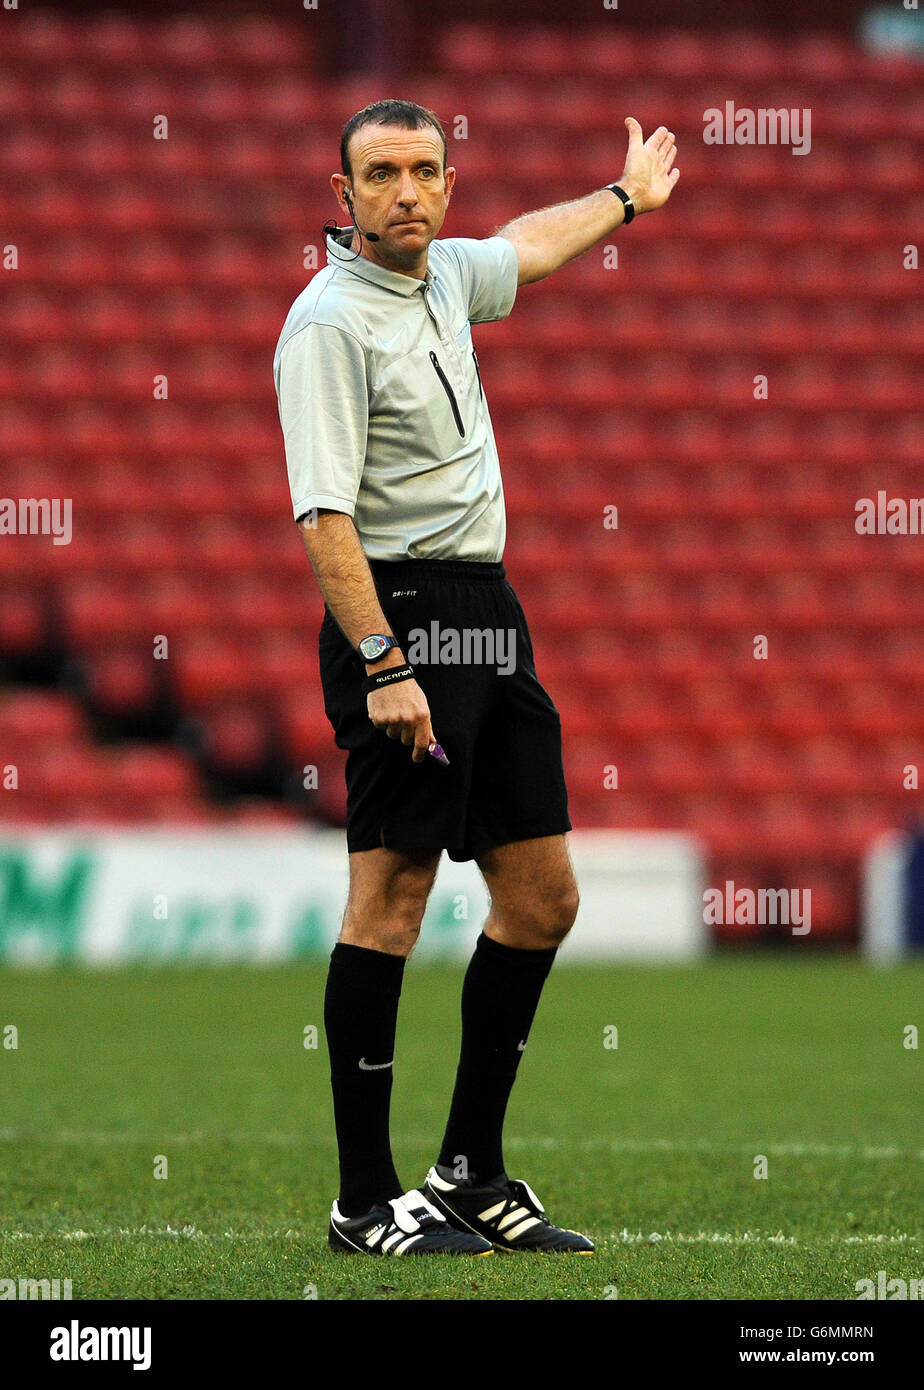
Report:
344,190,379,241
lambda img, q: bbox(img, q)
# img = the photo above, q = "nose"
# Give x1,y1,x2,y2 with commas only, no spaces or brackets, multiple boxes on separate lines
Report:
396,172,419,207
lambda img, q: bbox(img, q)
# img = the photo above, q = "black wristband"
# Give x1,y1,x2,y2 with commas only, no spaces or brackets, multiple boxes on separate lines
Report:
362,664,415,696
606,182,635,224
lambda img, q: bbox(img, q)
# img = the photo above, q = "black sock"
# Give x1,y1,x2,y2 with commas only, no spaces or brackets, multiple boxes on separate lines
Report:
324,941,406,1217
437,932,558,1184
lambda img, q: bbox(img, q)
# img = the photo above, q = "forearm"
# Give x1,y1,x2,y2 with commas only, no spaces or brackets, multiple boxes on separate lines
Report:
497,120,678,285
298,511,406,670
497,182,634,286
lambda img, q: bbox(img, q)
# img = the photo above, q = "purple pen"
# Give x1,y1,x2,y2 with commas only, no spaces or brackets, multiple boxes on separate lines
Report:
427,740,450,767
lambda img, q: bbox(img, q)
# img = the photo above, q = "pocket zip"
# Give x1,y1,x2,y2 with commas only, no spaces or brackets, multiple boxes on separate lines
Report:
472,349,483,399
429,350,465,437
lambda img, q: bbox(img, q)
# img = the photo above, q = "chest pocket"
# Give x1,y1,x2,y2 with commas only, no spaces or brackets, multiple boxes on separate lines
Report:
428,350,466,437
376,342,470,465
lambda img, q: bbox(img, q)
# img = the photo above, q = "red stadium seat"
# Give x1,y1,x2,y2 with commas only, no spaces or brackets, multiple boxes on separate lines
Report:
172,635,262,711
85,648,162,720
197,702,275,778
0,15,919,944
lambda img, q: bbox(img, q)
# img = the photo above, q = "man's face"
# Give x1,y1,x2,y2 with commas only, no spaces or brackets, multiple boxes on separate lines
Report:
334,123,455,271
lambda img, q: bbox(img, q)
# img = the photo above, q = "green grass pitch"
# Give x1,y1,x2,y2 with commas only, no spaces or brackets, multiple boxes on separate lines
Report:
0,956,921,1300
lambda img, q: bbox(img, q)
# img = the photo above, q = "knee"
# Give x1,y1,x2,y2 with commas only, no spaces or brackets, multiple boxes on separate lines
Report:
373,882,426,955
360,920,421,957
496,880,580,949
343,900,423,957
343,859,436,957
545,881,580,946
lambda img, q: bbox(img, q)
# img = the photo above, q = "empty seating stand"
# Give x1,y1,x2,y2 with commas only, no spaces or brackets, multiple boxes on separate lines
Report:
0,14,920,940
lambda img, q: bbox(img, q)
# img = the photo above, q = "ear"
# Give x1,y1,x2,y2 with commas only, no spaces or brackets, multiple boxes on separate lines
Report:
331,172,350,213
444,166,456,201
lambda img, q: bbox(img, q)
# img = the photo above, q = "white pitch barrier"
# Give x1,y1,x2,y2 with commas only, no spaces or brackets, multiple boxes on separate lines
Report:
0,827,707,964
861,830,923,963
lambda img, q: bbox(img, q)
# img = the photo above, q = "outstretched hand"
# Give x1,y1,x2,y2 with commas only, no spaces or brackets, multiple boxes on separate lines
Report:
619,118,680,215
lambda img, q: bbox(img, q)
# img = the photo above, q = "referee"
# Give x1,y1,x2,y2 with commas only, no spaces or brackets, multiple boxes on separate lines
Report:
274,99,679,1256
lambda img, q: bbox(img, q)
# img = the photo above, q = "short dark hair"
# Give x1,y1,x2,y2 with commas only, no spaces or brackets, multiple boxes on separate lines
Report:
340,99,447,184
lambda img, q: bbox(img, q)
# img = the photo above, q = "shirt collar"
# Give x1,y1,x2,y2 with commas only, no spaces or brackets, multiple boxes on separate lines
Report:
325,228,434,296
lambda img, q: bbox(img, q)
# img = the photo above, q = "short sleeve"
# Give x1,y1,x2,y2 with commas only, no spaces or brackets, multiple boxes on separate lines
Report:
443,235,519,326
274,322,369,522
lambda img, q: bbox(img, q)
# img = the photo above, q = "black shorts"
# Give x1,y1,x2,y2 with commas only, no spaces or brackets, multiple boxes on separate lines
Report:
318,558,571,863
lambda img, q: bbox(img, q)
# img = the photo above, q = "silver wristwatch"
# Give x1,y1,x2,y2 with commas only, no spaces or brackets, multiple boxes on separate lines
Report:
358,634,399,663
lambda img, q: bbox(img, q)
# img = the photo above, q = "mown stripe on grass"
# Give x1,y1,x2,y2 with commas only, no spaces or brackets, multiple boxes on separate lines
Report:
613,1230,923,1246
3,1228,922,1245
0,1130,921,1161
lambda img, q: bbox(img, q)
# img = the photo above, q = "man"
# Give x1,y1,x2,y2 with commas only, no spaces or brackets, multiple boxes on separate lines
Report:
274,99,679,1257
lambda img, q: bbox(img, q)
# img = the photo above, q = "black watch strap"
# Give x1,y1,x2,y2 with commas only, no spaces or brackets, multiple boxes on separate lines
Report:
606,183,636,224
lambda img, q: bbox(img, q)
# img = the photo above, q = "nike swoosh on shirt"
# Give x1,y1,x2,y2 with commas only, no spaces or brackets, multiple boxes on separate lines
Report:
358,1057,394,1071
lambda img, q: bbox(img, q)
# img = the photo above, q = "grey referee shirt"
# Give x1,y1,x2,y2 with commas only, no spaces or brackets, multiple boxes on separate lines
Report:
273,227,519,562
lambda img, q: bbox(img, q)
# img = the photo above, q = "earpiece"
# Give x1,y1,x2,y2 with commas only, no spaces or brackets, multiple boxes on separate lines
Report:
342,187,379,242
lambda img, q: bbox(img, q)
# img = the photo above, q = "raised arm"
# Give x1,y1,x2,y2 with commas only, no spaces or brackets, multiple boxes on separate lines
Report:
496,118,680,286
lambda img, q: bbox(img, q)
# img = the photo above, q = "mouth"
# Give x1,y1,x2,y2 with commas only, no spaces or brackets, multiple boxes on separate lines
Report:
392,219,425,228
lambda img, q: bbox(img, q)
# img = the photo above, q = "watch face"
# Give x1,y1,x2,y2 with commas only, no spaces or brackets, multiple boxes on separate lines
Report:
360,635,389,660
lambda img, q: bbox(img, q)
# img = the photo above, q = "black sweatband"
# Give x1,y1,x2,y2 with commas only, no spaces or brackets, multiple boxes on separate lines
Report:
362,664,415,696
606,182,635,224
